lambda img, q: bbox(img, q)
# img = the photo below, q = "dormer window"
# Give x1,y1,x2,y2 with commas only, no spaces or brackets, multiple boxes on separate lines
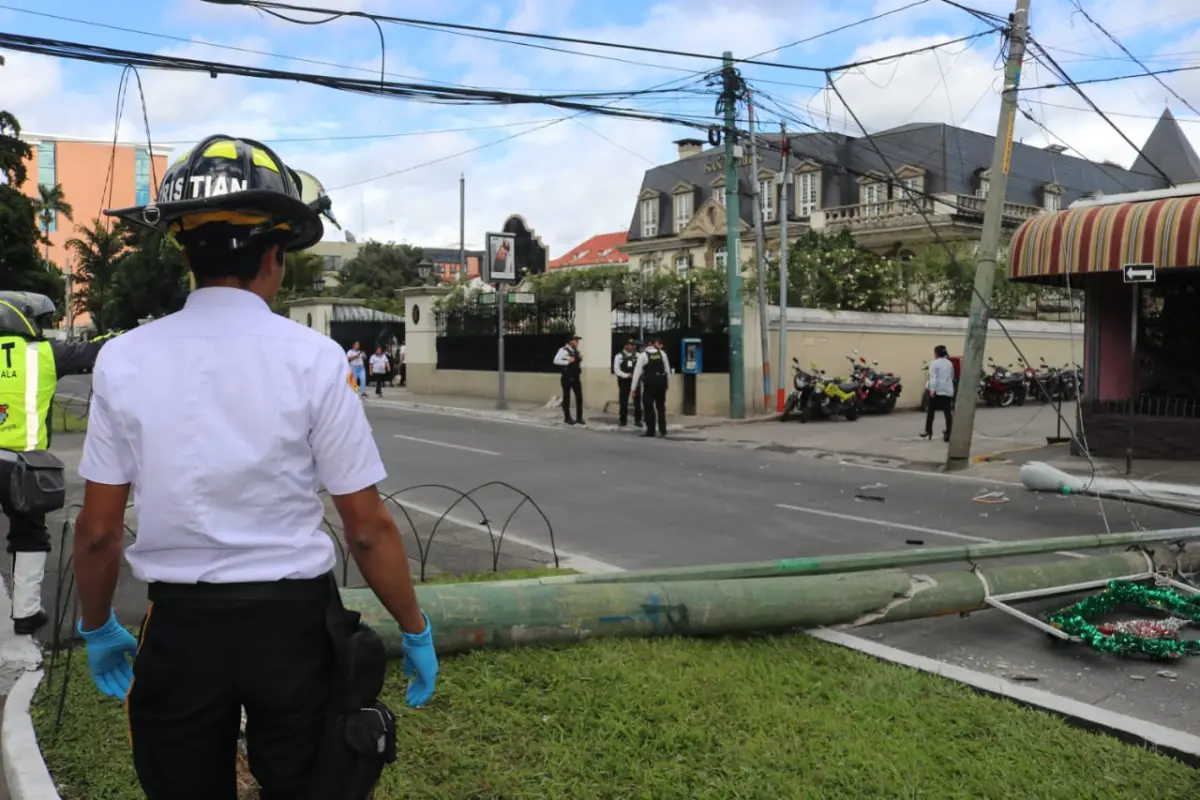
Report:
758,169,776,222
794,161,821,217
894,165,926,210
1042,181,1064,212
976,168,990,199
711,176,727,207
858,172,887,214
672,183,696,233
639,189,660,237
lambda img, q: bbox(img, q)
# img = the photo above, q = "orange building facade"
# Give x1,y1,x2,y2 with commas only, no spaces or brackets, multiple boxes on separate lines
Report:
20,133,171,330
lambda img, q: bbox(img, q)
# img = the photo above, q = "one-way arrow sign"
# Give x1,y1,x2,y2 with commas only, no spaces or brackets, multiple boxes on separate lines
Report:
1123,263,1156,284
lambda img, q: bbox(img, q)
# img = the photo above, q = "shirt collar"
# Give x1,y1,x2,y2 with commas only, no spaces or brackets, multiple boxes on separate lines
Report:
184,286,271,313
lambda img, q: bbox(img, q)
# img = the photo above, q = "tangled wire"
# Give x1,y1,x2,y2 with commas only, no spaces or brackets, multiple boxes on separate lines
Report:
41,480,558,738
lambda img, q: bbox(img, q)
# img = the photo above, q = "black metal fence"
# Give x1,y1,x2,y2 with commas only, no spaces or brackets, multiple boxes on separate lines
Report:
436,296,575,372
611,297,729,373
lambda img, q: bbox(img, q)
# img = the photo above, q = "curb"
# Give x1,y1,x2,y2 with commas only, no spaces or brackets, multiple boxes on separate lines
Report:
3,670,58,800
808,628,1200,766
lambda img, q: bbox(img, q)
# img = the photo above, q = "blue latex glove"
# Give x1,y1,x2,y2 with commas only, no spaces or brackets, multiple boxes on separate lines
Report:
400,612,438,708
77,610,138,700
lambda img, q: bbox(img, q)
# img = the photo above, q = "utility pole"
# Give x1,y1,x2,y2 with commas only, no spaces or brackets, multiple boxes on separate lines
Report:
775,122,790,412
459,174,466,281
747,93,771,411
721,52,746,420
945,0,1031,471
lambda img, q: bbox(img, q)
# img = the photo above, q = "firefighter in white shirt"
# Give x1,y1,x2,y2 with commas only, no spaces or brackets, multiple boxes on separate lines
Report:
76,134,437,800
612,338,642,428
631,334,671,437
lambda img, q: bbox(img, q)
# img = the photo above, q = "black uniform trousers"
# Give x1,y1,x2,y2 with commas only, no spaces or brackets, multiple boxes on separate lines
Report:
128,577,335,800
642,383,668,436
617,378,642,426
924,393,954,441
0,460,49,554
372,373,387,396
561,372,583,422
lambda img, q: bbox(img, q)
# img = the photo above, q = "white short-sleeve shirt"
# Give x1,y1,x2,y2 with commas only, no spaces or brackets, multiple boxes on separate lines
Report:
78,287,388,584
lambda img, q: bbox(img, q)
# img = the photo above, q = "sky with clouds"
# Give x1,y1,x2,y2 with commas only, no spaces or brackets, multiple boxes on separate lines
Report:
3,0,1200,256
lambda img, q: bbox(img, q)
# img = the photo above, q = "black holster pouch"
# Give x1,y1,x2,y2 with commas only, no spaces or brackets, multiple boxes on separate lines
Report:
317,575,398,800
9,450,66,515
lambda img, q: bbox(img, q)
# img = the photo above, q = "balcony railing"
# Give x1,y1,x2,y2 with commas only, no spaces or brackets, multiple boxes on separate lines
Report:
810,193,1045,232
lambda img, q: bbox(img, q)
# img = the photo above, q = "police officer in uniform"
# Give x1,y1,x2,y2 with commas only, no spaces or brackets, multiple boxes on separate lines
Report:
612,339,642,428
632,334,671,438
553,333,584,425
0,291,113,635
72,135,437,800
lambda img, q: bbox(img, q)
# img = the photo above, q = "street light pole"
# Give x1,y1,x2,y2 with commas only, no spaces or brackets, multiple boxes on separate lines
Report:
945,0,1031,471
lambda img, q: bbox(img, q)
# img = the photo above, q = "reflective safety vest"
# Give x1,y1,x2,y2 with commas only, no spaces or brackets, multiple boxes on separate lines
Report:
619,351,636,376
0,337,56,452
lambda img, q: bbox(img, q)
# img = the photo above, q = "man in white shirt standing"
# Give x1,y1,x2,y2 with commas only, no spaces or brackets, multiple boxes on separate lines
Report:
398,341,407,387
552,333,584,425
75,135,437,800
612,339,641,428
347,340,368,398
368,345,390,397
923,344,956,442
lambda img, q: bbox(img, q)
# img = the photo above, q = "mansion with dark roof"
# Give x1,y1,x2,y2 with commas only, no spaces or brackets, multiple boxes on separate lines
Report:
619,109,1200,274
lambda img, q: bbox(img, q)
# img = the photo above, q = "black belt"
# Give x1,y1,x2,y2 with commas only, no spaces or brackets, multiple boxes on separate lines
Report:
148,575,331,603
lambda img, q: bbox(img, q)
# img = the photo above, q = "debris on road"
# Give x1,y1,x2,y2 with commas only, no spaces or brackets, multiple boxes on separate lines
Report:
972,490,1010,505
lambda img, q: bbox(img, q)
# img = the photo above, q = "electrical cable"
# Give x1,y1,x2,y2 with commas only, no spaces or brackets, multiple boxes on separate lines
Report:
1066,0,1200,121
201,0,995,75
1024,38,1175,188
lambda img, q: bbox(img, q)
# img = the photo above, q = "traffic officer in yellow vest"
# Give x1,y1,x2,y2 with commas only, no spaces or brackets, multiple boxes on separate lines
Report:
74,135,436,800
0,291,113,635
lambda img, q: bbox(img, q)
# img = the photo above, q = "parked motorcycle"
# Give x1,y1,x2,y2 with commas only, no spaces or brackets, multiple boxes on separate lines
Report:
779,358,861,422
847,353,903,414
979,357,1026,407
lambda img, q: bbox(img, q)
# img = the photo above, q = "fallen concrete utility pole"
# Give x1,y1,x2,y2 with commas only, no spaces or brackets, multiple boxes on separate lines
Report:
1022,462,1200,505
498,527,1200,586
343,547,1200,658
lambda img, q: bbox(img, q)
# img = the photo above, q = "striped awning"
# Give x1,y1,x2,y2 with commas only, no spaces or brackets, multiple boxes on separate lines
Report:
1009,195,1200,281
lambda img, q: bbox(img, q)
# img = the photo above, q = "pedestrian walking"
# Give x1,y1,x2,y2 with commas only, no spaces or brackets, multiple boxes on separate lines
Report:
347,340,368,398
612,339,642,428
922,344,955,442
368,346,389,397
398,341,407,387
632,335,670,438
78,134,437,800
553,333,584,425
0,291,113,635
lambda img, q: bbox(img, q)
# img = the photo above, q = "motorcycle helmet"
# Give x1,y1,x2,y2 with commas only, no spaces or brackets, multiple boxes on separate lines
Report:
104,134,335,253
0,299,39,340
0,292,54,339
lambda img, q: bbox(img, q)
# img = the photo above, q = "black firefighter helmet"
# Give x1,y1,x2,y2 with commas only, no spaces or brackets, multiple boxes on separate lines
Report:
103,134,339,253
0,292,54,339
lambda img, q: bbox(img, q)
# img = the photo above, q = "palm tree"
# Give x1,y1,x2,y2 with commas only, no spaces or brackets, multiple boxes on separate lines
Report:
66,220,123,334
36,183,74,250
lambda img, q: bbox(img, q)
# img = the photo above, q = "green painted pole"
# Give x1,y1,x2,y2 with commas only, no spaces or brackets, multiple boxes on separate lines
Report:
343,548,1190,659
722,51,745,419
514,527,1200,586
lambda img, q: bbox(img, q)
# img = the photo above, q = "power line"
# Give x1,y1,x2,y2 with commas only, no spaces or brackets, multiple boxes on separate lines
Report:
1018,60,1200,91
1064,0,1200,120
151,118,572,145
1025,38,1175,187
204,0,996,75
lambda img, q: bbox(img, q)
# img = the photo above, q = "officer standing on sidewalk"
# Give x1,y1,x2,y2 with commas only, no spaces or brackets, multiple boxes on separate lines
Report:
612,339,642,428
632,334,670,438
553,333,584,425
71,135,438,800
0,291,115,635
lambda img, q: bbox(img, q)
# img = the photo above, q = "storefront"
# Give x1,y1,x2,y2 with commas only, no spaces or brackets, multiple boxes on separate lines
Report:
1010,191,1200,461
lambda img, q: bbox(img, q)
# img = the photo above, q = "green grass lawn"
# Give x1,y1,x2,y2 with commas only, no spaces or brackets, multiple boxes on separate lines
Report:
31,571,1200,799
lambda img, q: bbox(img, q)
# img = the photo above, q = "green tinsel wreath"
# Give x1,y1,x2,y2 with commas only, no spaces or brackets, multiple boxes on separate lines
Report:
1045,579,1200,660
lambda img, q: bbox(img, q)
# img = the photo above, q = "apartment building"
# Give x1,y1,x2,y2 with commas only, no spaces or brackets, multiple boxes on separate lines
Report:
620,109,1199,273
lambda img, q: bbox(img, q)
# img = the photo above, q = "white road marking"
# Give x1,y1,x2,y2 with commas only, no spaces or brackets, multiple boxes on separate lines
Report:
775,503,1087,558
392,434,502,456
392,498,625,574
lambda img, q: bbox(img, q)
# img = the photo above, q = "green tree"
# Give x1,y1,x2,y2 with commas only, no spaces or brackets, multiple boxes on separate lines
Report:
0,111,65,302
337,242,427,297
750,229,903,312
67,220,124,334
106,222,188,329
35,183,73,256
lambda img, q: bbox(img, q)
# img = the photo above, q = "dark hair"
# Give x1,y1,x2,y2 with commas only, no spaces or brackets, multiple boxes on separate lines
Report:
179,224,287,285
934,345,948,358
